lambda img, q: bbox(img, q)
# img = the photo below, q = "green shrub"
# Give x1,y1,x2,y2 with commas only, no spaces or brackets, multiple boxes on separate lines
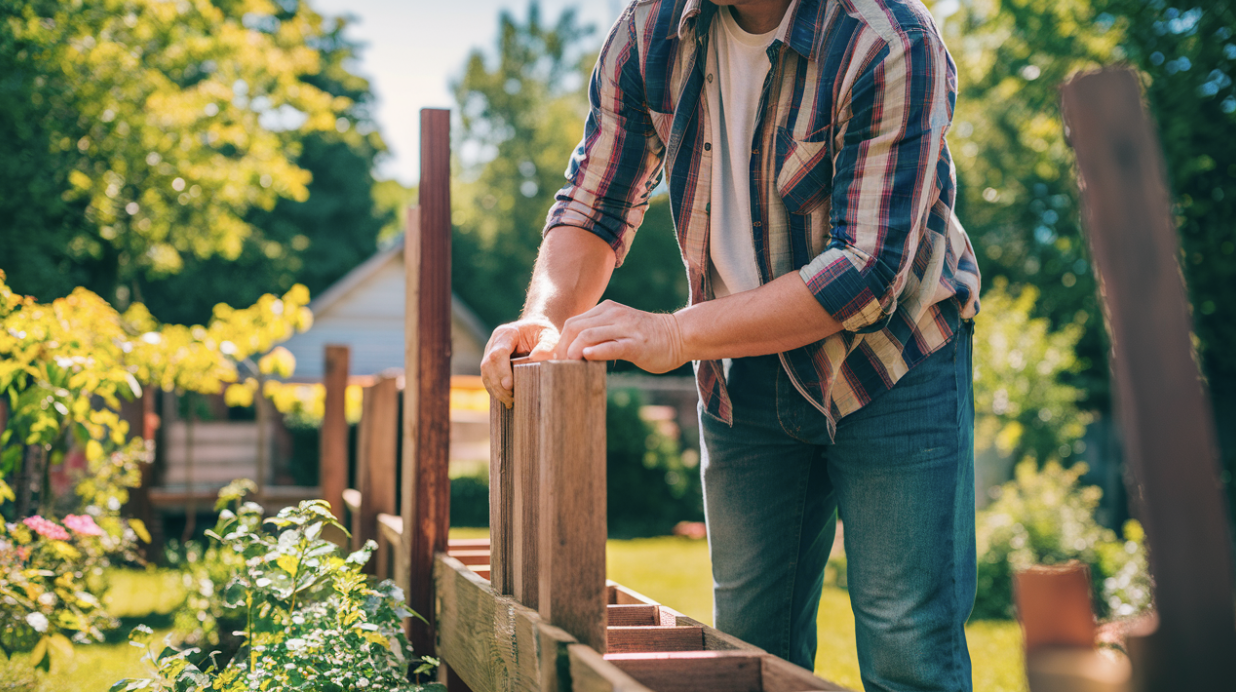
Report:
973,459,1152,620
607,389,702,538
112,492,440,692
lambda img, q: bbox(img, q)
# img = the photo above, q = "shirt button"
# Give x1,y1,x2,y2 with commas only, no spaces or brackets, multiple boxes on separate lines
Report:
707,73,714,83
704,142,711,151
753,221,762,228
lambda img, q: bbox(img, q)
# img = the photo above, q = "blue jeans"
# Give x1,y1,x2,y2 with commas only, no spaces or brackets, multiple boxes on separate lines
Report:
699,321,976,691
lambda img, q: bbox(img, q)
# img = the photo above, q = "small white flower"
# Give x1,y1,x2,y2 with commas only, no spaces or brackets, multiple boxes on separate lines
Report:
26,612,49,633
37,593,56,607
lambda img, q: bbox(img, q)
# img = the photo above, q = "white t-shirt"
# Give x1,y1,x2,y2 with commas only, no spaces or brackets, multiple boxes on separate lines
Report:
705,6,789,297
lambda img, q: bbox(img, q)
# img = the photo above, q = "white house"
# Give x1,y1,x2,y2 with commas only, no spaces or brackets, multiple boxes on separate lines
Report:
281,236,491,380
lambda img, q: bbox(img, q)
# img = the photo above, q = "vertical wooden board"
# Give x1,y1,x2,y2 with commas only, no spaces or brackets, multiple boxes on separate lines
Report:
407,107,454,657
569,645,657,692
490,395,514,595
537,360,608,654
1060,68,1236,687
321,345,350,522
402,203,421,622
512,362,541,609
1013,563,1096,653
360,377,399,569
353,386,375,552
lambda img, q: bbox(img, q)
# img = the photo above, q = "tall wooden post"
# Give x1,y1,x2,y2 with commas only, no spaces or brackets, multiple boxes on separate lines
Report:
1061,68,1236,689
359,376,399,573
322,345,351,522
403,107,453,659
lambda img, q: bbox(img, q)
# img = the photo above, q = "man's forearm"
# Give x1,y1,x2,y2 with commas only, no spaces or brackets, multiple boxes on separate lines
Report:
674,272,843,362
522,226,616,329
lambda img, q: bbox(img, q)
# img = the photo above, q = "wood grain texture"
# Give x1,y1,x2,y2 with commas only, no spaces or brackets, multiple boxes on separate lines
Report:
377,512,404,588
607,582,660,606
569,645,657,692
358,377,399,572
758,655,848,691
607,605,658,628
606,626,705,654
489,395,513,595
450,549,492,567
603,652,763,692
405,108,454,657
435,554,577,692
1061,68,1236,688
321,345,350,522
512,362,541,609
669,614,760,653
537,360,608,653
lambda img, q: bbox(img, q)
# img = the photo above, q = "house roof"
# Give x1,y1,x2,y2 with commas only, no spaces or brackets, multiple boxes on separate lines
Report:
280,236,491,381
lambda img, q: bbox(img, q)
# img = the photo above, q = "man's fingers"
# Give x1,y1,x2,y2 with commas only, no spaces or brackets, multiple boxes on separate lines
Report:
581,339,627,362
481,328,518,406
566,325,625,360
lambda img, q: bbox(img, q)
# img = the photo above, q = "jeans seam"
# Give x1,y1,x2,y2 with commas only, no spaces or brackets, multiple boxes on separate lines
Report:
775,365,814,444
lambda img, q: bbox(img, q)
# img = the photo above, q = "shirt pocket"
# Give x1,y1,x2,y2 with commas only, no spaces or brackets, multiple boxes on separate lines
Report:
774,125,833,216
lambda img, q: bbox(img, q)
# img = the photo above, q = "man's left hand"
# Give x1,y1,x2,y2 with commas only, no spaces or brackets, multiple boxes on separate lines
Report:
553,300,686,374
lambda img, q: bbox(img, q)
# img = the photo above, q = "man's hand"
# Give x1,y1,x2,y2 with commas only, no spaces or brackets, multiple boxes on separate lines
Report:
481,317,560,407
554,300,686,374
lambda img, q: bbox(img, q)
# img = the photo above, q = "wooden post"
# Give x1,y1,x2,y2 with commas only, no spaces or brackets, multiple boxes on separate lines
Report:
537,360,608,653
120,388,159,558
322,345,350,522
359,377,399,572
1061,68,1236,689
404,107,453,659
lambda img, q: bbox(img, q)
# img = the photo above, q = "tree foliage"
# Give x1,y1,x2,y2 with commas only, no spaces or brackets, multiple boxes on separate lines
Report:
0,0,369,308
451,3,688,332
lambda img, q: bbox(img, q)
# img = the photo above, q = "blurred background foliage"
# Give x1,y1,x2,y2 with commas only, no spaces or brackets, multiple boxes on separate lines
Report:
1,0,1234,519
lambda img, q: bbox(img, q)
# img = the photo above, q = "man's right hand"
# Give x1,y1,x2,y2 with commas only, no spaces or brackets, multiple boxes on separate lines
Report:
481,317,560,407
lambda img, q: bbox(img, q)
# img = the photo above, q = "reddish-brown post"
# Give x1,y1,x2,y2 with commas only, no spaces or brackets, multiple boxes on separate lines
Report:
403,108,453,659
321,345,351,522
359,377,399,573
1061,68,1236,689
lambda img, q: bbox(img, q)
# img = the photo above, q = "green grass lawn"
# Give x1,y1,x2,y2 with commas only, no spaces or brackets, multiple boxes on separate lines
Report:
607,535,1027,692
39,532,1026,692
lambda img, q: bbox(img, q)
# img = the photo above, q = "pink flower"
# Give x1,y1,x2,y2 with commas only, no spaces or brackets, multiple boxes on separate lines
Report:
64,514,105,537
22,516,70,541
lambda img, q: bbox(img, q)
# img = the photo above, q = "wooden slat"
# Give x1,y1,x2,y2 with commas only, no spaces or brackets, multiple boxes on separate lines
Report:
490,392,514,595
759,655,848,691
450,549,492,567
604,652,764,692
342,488,362,515
569,644,657,692
606,626,705,654
607,582,660,606
359,377,399,571
435,553,575,692
1014,563,1096,653
607,605,658,627
1061,68,1236,687
512,362,541,608
537,360,608,653
669,614,758,653
321,344,350,522
378,513,406,594
449,538,492,550
353,387,374,551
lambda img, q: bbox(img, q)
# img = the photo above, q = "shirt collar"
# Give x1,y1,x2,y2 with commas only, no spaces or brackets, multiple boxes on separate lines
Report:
677,0,824,60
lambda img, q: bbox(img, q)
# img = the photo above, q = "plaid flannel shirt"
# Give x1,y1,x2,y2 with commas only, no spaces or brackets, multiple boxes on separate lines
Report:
545,0,981,433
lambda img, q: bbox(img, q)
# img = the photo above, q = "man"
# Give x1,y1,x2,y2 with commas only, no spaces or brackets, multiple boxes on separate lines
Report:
480,0,981,689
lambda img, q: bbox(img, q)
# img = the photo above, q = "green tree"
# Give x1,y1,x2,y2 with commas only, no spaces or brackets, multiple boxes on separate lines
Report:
0,0,358,305
451,2,688,334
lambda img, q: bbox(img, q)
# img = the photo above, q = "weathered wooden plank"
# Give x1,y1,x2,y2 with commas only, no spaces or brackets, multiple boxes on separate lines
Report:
606,626,705,654
538,360,608,654
1060,68,1236,688
668,614,755,653
607,605,658,628
512,362,541,608
359,377,399,571
1014,563,1096,653
435,553,576,692
569,644,657,692
759,655,848,691
490,392,514,595
321,344,350,522
354,387,374,551
604,652,764,692
450,538,493,550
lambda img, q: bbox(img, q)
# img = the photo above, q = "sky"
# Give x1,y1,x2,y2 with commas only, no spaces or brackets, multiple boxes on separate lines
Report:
311,0,627,186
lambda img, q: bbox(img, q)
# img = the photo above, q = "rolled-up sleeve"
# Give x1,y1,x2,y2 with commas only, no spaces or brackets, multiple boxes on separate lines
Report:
544,7,667,267
799,29,953,333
